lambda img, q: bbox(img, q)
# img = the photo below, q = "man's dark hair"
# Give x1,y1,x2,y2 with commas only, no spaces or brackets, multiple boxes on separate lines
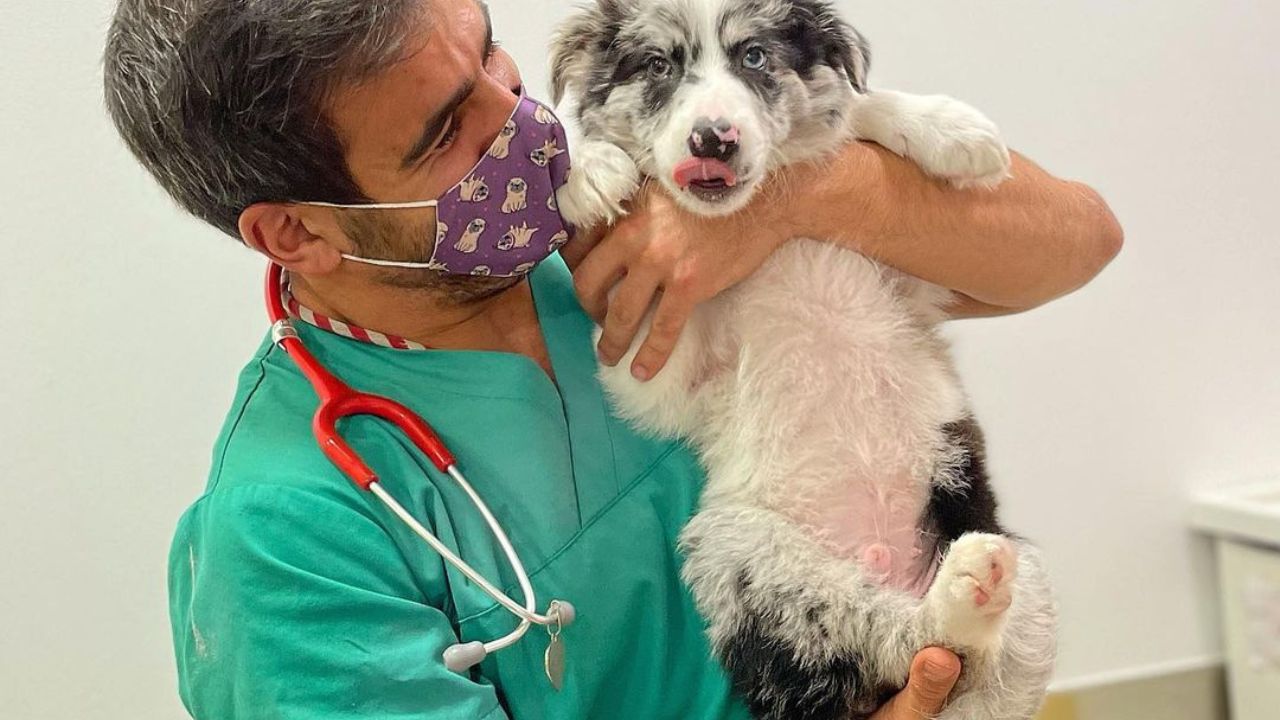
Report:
104,0,428,240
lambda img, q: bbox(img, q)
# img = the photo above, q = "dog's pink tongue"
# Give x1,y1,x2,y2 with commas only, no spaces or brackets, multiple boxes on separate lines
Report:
673,158,738,188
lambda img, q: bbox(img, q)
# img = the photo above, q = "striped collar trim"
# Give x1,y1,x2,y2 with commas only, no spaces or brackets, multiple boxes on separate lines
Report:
281,274,429,351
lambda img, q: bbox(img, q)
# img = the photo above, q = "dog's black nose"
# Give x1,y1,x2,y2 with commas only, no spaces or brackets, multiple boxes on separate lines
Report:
688,117,740,161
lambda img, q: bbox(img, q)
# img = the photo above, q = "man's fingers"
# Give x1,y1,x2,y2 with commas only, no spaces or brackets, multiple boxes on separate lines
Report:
630,289,694,381
902,648,963,716
558,223,605,272
571,239,628,323
596,271,662,366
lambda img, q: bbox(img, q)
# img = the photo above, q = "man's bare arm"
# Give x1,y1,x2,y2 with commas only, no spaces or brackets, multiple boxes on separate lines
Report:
779,143,1124,315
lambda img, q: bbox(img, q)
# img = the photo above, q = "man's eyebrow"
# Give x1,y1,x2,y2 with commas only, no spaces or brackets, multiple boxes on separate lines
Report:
400,2,495,170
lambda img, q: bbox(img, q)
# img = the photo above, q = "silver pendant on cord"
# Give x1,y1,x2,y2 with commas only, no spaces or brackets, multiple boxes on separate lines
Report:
544,601,566,690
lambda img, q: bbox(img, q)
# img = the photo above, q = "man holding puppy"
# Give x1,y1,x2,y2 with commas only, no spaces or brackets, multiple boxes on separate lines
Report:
104,0,1119,718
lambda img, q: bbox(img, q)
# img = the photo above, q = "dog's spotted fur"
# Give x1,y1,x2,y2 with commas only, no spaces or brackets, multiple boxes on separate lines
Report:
552,2,1056,718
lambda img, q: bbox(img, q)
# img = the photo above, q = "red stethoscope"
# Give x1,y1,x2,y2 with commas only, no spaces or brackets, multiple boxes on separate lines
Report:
264,263,574,688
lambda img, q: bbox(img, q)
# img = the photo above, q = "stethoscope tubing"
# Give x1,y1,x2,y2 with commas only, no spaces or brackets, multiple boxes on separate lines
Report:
262,263,569,664
369,469,554,638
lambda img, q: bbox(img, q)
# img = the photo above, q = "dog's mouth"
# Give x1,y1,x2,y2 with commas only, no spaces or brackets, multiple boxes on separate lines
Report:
673,158,742,202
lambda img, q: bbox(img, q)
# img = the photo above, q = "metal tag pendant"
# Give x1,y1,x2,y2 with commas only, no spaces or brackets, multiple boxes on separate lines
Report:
543,600,568,691
544,633,565,690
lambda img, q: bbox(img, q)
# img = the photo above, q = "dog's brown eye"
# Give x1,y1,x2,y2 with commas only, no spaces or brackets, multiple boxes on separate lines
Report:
647,56,673,79
743,46,768,71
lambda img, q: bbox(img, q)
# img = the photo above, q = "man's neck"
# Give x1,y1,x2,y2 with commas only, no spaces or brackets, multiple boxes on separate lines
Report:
289,273,554,376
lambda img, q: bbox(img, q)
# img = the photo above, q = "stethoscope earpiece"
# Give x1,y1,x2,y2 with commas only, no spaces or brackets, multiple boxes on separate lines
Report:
551,600,577,628
443,641,489,672
440,600,577,673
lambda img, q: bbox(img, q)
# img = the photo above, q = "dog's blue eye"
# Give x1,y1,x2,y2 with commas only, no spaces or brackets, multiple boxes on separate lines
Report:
743,46,768,71
647,56,672,79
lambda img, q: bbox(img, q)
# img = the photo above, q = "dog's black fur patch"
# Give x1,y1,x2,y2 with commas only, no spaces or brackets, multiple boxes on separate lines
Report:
926,416,1006,545
777,0,871,92
721,39,783,104
719,609,892,720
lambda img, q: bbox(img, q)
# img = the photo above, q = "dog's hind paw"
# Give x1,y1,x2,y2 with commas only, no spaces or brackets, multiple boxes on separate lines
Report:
926,533,1018,651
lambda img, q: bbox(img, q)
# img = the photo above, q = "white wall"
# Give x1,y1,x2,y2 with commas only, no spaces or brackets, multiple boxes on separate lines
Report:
1,0,1276,717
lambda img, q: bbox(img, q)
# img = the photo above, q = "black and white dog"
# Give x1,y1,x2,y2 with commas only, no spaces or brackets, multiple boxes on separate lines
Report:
551,1,1057,718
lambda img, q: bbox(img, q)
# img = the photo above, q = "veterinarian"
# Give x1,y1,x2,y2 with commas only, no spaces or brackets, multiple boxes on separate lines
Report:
103,0,1121,718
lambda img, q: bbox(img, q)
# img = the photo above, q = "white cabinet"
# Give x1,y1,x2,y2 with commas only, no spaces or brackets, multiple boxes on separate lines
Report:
1192,482,1280,720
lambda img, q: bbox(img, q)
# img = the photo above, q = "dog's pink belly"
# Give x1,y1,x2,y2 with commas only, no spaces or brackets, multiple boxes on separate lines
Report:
784,474,939,597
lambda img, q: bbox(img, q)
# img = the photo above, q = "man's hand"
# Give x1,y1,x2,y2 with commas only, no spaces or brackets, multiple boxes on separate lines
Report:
870,648,962,720
559,141,1121,381
561,182,786,381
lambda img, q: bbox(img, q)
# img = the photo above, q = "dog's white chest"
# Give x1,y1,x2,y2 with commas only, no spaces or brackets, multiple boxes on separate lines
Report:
694,240,965,591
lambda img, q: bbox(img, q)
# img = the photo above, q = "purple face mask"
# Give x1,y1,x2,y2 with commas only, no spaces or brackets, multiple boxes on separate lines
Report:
303,94,574,278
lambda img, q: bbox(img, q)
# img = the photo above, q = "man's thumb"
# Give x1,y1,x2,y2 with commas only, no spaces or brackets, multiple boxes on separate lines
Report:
906,648,962,713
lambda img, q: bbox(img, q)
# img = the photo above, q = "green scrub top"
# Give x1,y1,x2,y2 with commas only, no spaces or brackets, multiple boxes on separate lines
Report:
168,256,752,720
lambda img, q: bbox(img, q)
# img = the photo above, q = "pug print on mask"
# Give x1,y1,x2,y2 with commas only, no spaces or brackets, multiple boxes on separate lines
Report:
502,178,529,214
489,120,518,160
530,139,566,168
459,176,490,202
498,222,539,251
548,229,570,252
455,218,487,254
533,104,557,125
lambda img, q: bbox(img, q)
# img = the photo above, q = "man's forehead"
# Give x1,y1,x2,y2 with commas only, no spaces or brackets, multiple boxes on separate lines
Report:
400,0,490,83
327,0,490,156
441,0,491,49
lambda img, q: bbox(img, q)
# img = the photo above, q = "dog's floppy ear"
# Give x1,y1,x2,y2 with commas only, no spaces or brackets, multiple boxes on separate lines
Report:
786,0,872,93
550,1,628,105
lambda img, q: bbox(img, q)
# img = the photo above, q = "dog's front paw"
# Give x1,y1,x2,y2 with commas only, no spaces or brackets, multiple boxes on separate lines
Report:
909,97,1011,189
556,140,640,227
926,533,1018,651
861,93,1012,190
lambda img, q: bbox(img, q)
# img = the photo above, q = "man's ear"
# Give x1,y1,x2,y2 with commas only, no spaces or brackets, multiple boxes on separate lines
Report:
239,203,344,275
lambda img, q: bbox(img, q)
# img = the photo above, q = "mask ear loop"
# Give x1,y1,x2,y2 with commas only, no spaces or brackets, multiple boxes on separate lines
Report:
293,200,446,269
302,200,438,210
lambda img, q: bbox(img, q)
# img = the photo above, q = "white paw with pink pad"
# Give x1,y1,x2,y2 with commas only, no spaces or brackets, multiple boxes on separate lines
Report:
926,533,1019,651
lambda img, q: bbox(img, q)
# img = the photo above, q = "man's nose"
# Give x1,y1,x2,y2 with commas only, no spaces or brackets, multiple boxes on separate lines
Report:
688,117,740,162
